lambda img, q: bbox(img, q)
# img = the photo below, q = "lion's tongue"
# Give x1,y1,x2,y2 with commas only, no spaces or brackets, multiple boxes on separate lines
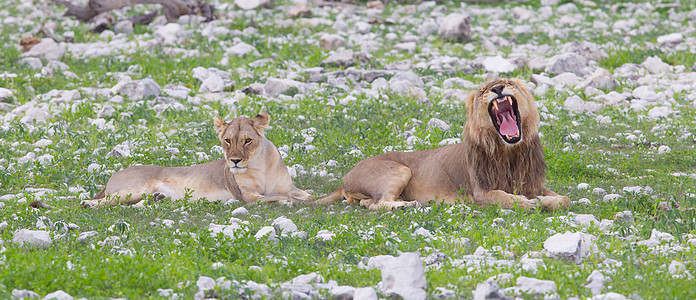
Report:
499,111,518,136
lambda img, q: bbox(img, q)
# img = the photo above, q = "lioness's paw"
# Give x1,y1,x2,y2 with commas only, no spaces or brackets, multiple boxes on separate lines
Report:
79,200,97,208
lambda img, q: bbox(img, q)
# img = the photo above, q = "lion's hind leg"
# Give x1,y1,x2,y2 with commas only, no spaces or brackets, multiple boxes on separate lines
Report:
342,160,416,211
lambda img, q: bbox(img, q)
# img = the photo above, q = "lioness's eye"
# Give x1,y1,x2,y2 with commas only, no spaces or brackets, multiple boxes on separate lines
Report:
225,138,231,144
244,138,252,144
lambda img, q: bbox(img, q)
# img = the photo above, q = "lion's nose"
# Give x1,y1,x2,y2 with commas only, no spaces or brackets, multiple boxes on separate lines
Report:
230,159,241,165
491,84,504,95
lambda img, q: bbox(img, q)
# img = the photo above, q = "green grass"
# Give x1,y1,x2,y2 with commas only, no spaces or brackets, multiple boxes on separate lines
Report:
1,0,696,298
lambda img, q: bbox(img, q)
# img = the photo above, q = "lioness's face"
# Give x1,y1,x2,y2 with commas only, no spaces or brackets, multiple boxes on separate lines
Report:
213,111,270,173
468,78,539,145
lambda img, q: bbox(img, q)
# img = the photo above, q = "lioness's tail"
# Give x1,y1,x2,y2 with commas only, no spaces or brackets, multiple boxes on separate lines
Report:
316,188,344,205
91,188,106,200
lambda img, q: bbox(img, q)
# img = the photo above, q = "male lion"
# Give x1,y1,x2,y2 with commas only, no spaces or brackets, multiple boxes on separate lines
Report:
318,78,569,211
81,111,313,208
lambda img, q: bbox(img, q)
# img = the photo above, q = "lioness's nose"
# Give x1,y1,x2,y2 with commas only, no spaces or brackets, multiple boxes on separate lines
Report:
231,158,241,165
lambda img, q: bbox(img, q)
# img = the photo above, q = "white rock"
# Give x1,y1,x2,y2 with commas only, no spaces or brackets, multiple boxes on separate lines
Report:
574,214,599,227
197,276,216,291
12,289,40,299
614,211,633,224
368,252,426,300
355,22,372,34
632,86,658,102
244,280,272,298
114,20,134,34
438,13,471,42
43,290,73,300
584,270,605,295
577,68,618,90
21,39,65,61
117,78,161,100
200,74,225,93
414,227,434,239
77,231,98,241
13,229,52,248
546,53,587,76
272,216,298,235
483,56,516,73
154,23,183,45
520,258,545,273
228,42,257,57
321,50,360,68
208,222,244,239
641,56,671,74
235,0,270,9
33,139,53,148
320,34,345,51
264,78,304,97
668,260,692,279
394,42,417,53
543,231,597,263
636,229,674,247
516,276,557,295
231,207,249,216
354,287,378,300
648,106,672,119
442,78,475,89
330,286,355,299
564,95,585,113
417,20,439,37
657,145,671,154
657,33,683,47
0,88,13,101
472,281,504,300
602,194,620,202
427,118,450,131
591,292,628,300
255,226,277,240
21,57,43,69
315,229,335,242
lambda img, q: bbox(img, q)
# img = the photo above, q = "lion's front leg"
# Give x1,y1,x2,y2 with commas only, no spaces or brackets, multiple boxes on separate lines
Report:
472,189,538,210
537,189,570,211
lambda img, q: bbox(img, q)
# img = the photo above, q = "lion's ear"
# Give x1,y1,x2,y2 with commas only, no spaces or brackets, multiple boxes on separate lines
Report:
252,110,270,135
213,116,227,137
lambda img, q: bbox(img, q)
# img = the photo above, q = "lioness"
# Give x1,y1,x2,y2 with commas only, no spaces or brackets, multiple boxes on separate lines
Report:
318,78,569,211
81,111,313,208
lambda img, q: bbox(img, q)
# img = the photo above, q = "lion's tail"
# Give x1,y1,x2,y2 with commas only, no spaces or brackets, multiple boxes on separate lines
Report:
315,188,344,205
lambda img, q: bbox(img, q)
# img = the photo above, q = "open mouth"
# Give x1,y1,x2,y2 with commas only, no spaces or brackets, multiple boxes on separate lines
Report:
488,95,522,144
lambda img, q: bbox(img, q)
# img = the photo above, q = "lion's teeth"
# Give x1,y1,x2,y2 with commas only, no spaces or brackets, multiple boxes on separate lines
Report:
508,96,513,105
492,101,498,111
516,130,520,136
505,135,511,139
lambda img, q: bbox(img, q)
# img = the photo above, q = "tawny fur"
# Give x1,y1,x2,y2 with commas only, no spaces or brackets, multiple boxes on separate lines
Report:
318,78,570,211
82,111,313,208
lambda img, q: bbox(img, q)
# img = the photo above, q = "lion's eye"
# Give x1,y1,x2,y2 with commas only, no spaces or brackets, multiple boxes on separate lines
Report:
244,138,252,144
225,138,231,144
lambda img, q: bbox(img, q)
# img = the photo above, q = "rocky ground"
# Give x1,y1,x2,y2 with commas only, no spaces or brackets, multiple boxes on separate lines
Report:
1,0,696,299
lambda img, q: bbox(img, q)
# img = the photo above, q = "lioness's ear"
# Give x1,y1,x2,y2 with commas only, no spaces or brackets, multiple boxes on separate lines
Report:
252,111,270,135
213,116,227,137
